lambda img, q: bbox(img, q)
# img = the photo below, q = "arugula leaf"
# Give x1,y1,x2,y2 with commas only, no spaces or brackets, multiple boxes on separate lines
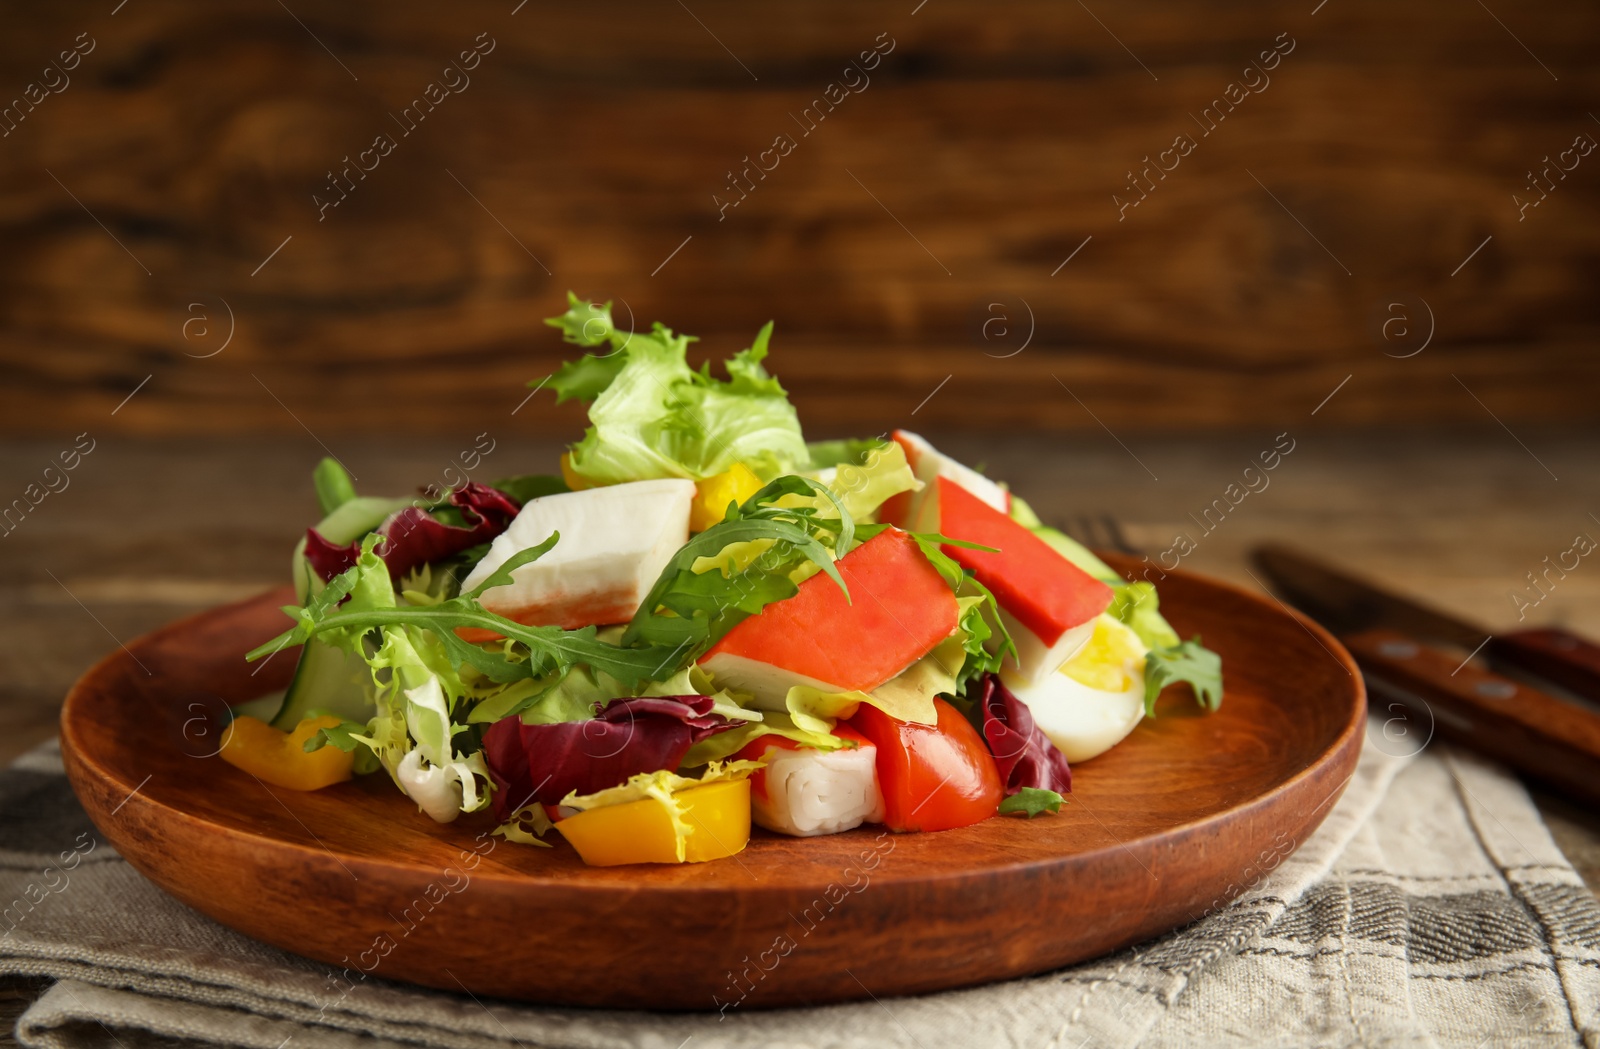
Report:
1143,636,1224,715
623,475,852,651
998,787,1065,818
463,533,560,600
249,536,685,690
489,474,569,504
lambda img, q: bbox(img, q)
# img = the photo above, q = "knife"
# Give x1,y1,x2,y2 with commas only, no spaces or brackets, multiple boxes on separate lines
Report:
1251,543,1600,805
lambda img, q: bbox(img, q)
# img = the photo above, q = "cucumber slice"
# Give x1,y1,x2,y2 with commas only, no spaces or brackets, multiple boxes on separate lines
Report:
269,639,375,730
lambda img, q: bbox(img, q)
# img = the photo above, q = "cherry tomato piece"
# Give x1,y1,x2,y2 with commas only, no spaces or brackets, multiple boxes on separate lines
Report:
847,698,1002,832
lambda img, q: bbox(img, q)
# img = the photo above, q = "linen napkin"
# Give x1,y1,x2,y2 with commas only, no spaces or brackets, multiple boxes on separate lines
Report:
3,722,1597,1049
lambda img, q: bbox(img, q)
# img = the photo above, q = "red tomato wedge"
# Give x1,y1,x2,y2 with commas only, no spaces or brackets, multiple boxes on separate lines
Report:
847,698,1002,832
931,478,1112,647
697,527,958,706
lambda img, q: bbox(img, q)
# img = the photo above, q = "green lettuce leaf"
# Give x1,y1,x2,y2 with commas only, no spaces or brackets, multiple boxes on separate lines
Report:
805,437,890,470
1107,582,1182,651
808,438,919,524
1143,636,1223,715
680,711,847,766
998,786,1065,818
541,294,808,486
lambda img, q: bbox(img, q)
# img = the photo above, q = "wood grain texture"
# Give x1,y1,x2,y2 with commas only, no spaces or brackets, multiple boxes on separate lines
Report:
1,1,1599,435
59,556,1364,1009
1344,627,1600,806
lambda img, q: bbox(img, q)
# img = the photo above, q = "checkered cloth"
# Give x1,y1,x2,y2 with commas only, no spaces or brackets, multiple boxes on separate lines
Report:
3,724,1597,1048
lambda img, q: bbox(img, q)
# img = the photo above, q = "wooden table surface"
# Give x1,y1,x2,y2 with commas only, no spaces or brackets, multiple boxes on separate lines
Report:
0,430,1596,1029
4,0,1600,438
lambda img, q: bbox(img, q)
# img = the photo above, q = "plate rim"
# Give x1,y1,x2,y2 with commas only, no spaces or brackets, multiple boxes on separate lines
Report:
58,557,1366,1005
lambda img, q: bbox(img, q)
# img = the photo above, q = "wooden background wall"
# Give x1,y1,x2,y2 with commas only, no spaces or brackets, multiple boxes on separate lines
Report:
1,0,1597,437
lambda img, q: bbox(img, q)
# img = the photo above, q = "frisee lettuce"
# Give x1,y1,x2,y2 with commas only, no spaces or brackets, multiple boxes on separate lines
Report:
541,293,808,486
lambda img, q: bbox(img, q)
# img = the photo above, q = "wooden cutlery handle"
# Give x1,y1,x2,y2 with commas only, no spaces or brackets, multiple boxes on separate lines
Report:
1342,628,1600,805
1490,628,1600,705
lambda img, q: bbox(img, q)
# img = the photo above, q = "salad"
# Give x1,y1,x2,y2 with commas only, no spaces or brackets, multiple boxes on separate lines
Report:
226,294,1222,866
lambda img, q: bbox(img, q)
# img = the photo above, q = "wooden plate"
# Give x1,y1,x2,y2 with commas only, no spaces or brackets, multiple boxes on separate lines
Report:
61,556,1364,1010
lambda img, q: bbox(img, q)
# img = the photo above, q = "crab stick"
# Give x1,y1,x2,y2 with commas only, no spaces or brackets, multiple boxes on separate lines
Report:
736,725,884,837
459,479,694,634
923,477,1113,685
698,528,958,709
879,430,1008,528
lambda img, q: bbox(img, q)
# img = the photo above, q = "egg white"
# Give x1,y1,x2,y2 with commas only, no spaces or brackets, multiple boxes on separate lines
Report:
1000,615,1148,763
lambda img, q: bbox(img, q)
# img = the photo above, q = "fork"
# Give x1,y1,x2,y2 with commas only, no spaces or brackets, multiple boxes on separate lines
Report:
1059,513,1141,556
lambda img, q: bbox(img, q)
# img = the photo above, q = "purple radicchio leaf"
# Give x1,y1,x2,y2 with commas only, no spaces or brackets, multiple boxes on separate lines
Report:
482,694,732,820
975,672,1072,796
305,482,520,583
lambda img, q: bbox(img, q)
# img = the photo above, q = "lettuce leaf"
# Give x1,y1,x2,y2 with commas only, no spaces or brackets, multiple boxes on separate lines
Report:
1143,636,1224,715
542,293,808,486
1107,582,1182,651
805,437,891,470
998,787,1065,818
261,539,491,820
798,438,919,526
679,711,846,766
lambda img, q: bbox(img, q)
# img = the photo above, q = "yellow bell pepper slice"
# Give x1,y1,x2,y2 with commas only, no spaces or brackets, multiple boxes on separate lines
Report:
219,714,356,791
555,779,751,866
690,463,763,532
559,451,596,492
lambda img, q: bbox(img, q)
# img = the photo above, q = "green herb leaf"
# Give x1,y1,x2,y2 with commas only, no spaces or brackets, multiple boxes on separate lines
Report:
998,787,1065,818
463,532,560,600
489,474,569,504
303,719,367,753
1143,636,1224,716
249,535,685,690
622,476,853,652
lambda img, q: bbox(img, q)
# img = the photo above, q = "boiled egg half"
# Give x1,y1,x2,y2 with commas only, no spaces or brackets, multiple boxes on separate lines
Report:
1000,613,1148,763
